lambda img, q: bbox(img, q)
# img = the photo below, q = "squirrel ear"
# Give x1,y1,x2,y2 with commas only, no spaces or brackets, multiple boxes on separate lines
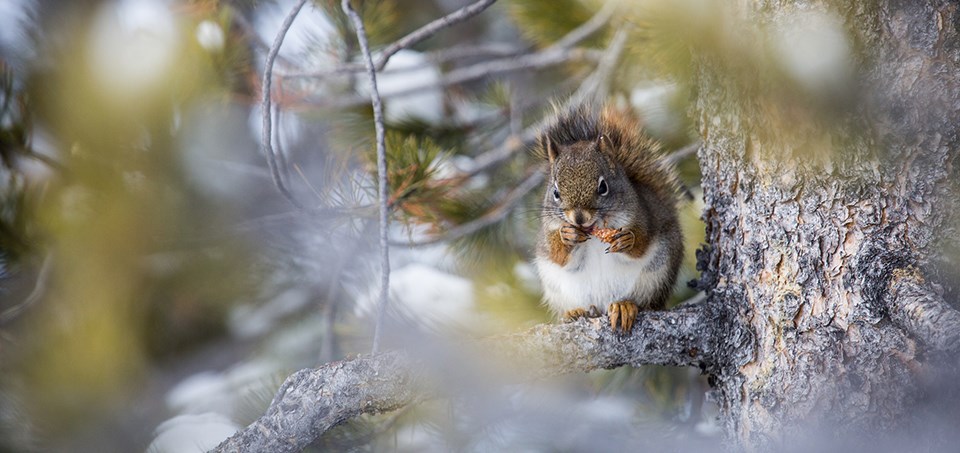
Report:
545,136,559,164
597,134,607,153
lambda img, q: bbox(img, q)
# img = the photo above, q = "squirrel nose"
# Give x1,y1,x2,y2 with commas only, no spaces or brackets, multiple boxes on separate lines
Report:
567,209,593,227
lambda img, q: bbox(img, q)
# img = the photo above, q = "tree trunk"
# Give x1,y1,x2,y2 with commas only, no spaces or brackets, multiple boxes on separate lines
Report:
695,0,960,448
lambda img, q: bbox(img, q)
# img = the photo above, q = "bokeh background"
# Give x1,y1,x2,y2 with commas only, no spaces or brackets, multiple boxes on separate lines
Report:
0,0,875,451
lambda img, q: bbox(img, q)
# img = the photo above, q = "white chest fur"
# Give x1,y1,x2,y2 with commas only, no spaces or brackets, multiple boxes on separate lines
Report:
534,237,669,315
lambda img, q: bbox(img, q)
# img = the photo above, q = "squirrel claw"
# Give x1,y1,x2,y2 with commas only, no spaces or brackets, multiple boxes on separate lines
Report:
562,306,602,322
607,230,636,254
559,225,589,247
608,300,639,333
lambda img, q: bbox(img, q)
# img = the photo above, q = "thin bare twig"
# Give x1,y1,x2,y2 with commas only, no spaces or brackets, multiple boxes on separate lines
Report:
272,105,292,183
282,43,526,79
283,0,497,80
293,163,323,201
373,0,497,71
315,47,601,110
281,0,606,103
665,140,702,165
468,5,626,176
390,171,545,247
549,0,617,50
568,27,628,106
428,43,525,63
226,4,296,69
261,0,307,209
342,0,391,355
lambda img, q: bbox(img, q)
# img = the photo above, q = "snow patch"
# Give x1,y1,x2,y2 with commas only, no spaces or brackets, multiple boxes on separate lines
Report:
773,10,852,95
228,287,312,339
165,359,283,415
630,82,681,138
356,263,475,330
365,50,444,123
253,0,333,59
147,413,239,453
0,0,36,69
196,20,224,52
88,0,180,98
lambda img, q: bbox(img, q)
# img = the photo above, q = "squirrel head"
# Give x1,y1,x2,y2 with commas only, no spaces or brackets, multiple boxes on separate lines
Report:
544,134,634,230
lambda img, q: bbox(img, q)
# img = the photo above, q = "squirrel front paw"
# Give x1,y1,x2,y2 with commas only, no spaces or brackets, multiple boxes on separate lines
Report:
559,225,589,247
608,300,639,333
562,305,602,322
605,230,635,254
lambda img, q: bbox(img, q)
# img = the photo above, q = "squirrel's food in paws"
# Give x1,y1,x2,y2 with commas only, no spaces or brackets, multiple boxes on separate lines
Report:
592,227,620,244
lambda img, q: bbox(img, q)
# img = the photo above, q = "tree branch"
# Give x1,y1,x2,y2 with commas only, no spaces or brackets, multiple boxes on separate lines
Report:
341,0,391,355
212,303,713,452
547,0,616,51
389,171,544,247
885,269,960,353
372,0,497,71
316,47,601,110
261,0,307,209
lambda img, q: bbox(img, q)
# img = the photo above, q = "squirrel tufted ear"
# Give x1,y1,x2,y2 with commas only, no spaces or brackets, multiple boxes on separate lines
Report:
597,134,608,153
545,136,559,164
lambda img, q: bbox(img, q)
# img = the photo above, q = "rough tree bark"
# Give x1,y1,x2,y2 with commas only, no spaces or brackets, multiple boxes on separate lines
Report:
694,0,960,449
215,1,960,451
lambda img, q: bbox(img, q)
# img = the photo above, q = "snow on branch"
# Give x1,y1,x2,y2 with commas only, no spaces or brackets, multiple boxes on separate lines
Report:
885,269,960,354
211,303,713,453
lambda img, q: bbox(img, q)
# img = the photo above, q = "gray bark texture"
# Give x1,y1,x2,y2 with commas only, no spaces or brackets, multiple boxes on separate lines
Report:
693,0,960,449
213,305,712,452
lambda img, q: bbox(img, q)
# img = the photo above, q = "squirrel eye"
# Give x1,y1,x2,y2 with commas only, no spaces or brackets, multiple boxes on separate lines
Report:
598,177,609,196
552,187,561,201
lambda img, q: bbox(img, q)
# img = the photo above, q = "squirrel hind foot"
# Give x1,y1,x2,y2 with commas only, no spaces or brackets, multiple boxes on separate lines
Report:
608,300,639,333
561,305,602,323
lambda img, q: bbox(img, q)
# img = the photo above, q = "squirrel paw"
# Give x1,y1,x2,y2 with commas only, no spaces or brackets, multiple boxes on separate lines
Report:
559,225,589,247
562,305,602,322
605,230,635,254
608,300,639,333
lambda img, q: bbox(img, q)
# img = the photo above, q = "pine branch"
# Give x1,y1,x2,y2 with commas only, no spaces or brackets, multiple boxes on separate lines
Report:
390,171,544,247
211,303,713,453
